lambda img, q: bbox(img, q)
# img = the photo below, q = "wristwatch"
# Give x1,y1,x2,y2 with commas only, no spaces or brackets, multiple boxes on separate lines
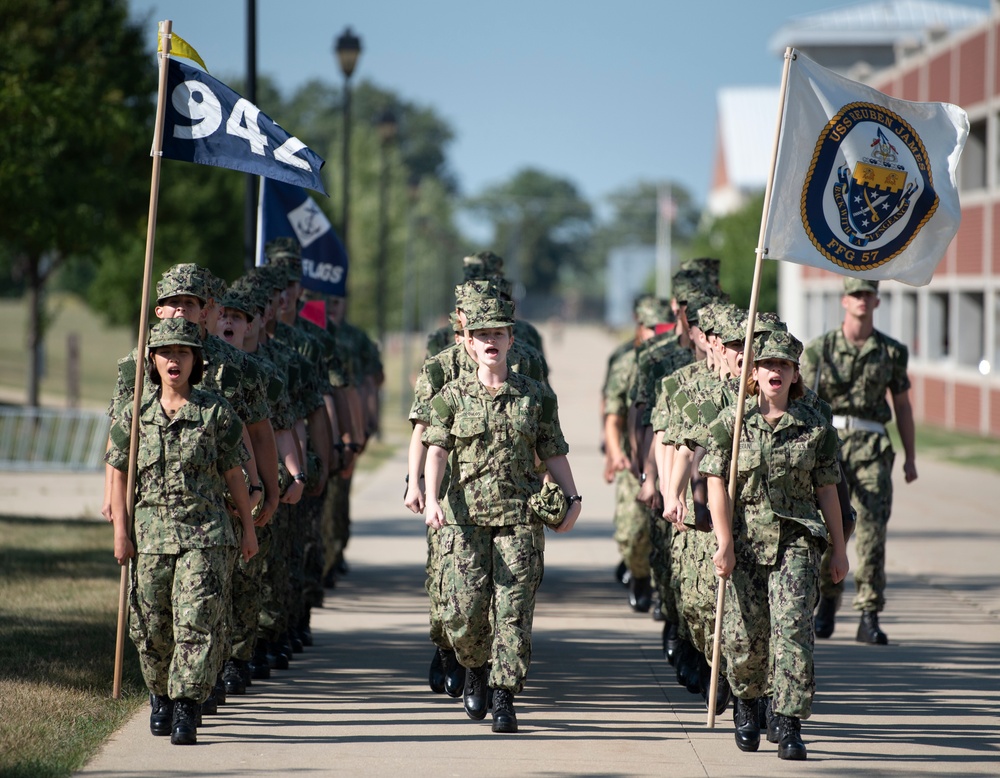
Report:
567,494,583,505
248,483,263,495
293,473,307,482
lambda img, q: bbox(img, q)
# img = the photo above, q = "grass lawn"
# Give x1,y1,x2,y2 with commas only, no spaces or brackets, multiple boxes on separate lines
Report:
0,517,147,778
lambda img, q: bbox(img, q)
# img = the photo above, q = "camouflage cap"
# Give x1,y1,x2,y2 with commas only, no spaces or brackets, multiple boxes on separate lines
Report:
449,311,463,333
147,318,202,350
463,251,505,281
203,270,227,302
754,311,787,334
219,287,256,321
754,330,803,365
156,263,207,304
635,296,672,328
680,257,722,292
265,236,302,262
844,277,879,294
231,277,269,315
250,263,287,292
718,309,750,345
699,302,736,336
455,277,511,307
464,297,515,331
670,269,703,305
271,255,303,284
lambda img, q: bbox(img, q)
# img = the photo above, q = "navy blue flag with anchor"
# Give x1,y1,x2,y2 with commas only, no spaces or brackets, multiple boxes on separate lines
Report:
162,58,327,194
257,178,348,297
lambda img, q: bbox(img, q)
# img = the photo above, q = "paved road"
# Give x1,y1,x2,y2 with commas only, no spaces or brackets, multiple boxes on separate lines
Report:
68,324,1000,777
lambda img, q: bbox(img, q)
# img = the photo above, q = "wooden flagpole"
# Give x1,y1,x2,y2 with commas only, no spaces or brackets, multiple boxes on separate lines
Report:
112,19,173,700
706,47,796,728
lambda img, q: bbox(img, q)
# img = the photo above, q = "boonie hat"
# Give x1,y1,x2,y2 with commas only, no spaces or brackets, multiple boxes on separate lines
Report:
147,318,202,350
754,330,803,365
464,297,515,330
844,277,879,294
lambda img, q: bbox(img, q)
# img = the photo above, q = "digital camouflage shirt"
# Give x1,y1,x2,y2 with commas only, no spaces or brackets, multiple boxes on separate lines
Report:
800,328,910,425
106,388,247,554
701,395,840,565
423,370,568,527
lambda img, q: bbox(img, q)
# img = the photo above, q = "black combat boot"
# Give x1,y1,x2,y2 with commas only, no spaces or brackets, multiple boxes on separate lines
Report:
149,693,173,736
200,688,218,717
662,621,680,665
615,560,629,586
491,689,518,733
674,640,702,694
213,673,227,705
699,660,732,716
428,648,446,694
170,698,199,745
761,697,778,742
299,613,314,647
223,659,247,695
814,596,837,638
856,610,889,644
440,648,465,698
733,697,761,752
463,663,489,720
267,638,290,670
628,575,652,613
249,638,271,679
772,714,807,760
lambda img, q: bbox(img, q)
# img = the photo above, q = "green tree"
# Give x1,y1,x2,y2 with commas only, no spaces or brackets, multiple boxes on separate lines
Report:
466,168,593,297
583,180,698,292
684,192,778,312
0,0,154,405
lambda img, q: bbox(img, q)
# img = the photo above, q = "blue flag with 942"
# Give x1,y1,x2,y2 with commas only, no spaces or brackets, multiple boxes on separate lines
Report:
257,178,348,297
161,58,327,194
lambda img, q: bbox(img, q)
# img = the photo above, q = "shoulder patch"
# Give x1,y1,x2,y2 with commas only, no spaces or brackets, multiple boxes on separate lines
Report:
118,356,137,390
541,395,556,424
427,361,445,392
431,394,452,421
109,420,131,451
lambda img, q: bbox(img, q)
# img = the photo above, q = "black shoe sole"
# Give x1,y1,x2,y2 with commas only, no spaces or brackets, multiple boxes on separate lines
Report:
735,735,760,752
170,728,197,746
492,717,518,733
778,745,807,760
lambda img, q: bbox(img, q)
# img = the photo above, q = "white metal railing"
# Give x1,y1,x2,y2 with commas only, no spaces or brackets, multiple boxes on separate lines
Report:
0,407,110,471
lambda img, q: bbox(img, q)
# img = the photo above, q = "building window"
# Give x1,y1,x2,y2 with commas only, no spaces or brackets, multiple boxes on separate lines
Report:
960,117,986,191
956,291,984,368
927,291,951,360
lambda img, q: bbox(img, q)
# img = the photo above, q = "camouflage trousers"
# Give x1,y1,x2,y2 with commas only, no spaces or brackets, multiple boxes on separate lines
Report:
230,524,272,662
440,523,545,694
322,471,352,578
613,469,651,577
723,523,822,720
258,504,292,642
300,492,326,614
650,513,678,628
820,437,894,612
679,528,722,662
425,526,450,648
129,546,228,703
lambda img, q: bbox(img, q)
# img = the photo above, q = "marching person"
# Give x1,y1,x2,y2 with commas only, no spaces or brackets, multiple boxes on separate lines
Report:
702,330,848,761
107,318,258,746
422,296,581,734
800,278,917,644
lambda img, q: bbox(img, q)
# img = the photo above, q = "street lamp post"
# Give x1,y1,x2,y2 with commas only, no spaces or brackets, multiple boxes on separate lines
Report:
375,108,397,350
334,27,361,250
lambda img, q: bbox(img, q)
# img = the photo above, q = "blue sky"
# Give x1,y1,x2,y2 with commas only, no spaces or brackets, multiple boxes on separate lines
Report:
130,0,988,216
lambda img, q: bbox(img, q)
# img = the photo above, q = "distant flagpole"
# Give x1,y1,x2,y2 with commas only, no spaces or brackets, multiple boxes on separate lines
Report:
706,47,795,729
113,18,174,700
655,184,673,298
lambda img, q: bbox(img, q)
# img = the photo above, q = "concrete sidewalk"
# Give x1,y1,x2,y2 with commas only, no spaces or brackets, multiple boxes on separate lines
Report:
73,324,1000,777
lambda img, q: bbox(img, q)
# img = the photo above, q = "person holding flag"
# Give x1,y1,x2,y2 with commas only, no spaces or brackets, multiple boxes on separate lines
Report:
701,330,848,761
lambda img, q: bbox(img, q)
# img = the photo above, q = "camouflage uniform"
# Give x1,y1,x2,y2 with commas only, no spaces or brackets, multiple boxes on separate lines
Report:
800,325,909,613
107,370,246,705
701,354,840,719
603,345,650,579
424,368,568,694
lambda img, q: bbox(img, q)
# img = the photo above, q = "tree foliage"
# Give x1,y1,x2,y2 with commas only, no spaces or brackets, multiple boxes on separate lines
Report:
0,0,154,403
684,191,779,313
466,168,593,297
